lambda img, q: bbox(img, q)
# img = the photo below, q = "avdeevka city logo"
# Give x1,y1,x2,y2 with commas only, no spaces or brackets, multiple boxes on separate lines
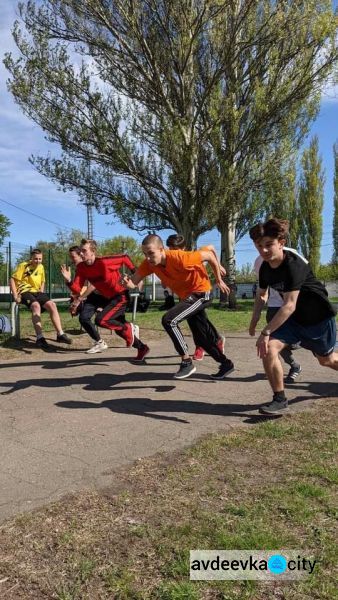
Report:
267,554,288,574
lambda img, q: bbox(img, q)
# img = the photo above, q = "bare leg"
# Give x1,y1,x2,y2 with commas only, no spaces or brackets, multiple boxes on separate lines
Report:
316,352,338,371
30,301,43,337
43,300,62,334
262,339,288,393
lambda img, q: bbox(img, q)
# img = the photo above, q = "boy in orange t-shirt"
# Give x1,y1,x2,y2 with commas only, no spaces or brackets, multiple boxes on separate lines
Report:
166,234,226,362
123,234,234,380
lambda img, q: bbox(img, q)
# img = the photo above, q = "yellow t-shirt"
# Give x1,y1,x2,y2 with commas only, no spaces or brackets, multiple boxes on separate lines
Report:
11,261,45,294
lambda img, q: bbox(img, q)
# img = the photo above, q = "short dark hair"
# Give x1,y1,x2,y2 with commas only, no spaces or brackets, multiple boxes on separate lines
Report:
166,234,185,249
81,239,97,251
69,245,82,255
142,234,163,246
249,218,289,242
30,248,42,256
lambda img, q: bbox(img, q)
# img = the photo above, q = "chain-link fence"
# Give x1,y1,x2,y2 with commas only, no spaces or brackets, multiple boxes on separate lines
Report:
0,242,72,298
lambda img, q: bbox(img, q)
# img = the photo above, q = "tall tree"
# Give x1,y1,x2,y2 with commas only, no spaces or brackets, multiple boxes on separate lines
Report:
4,1,337,262
0,213,11,248
298,136,325,274
333,141,338,265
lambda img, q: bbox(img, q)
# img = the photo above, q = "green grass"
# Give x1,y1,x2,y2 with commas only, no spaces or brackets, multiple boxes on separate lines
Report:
0,403,337,599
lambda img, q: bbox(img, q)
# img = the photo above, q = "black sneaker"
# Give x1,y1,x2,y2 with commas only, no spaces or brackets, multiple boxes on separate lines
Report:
285,364,301,383
259,398,288,415
210,360,234,380
56,333,72,345
173,361,196,379
36,337,50,349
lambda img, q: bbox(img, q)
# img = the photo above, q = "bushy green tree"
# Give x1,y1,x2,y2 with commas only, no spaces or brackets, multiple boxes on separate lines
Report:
4,0,336,289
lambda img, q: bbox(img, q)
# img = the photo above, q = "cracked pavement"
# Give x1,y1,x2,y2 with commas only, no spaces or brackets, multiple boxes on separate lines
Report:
0,333,337,522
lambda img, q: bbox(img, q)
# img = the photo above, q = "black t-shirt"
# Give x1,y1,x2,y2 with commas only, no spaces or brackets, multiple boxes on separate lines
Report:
259,251,336,326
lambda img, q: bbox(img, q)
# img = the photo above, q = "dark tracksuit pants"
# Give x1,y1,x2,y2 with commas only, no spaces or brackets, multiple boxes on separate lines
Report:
161,292,226,363
80,291,142,349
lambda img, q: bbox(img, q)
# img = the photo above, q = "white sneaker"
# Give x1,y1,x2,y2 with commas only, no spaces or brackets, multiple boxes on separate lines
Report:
86,340,108,354
133,324,140,339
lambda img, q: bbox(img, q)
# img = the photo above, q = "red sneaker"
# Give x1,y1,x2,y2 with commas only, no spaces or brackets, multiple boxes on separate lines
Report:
133,345,150,362
192,346,205,361
216,335,226,355
124,322,135,347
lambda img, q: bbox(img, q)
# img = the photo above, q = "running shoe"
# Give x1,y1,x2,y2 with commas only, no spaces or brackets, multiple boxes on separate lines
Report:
192,347,205,361
86,340,108,354
133,344,150,362
173,360,196,379
285,364,302,383
210,360,234,380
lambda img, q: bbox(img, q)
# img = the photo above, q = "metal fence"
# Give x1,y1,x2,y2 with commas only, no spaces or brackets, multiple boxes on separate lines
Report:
0,242,70,300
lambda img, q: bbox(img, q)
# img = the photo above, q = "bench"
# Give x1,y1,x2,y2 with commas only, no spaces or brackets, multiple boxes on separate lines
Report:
10,294,140,339
10,297,71,339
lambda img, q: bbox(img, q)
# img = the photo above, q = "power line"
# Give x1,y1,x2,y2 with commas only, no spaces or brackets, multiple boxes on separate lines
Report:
0,196,108,241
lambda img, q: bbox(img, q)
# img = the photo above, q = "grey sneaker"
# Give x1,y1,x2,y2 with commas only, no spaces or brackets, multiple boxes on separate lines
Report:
86,340,108,354
259,398,288,415
210,360,234,380
285,364,302,383
173,361,196,379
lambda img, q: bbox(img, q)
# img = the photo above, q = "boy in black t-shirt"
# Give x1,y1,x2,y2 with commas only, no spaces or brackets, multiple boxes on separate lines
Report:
249,218,337,415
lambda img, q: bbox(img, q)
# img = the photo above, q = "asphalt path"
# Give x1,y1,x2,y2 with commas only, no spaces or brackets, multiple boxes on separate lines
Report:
0,333,337,522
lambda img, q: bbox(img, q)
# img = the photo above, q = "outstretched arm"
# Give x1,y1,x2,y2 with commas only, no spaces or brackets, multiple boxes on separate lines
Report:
199,250,230,295
200,244,226,276
249,287,268,336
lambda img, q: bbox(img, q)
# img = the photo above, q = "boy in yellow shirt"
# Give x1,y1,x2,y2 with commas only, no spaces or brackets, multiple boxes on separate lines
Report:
10,248,72,349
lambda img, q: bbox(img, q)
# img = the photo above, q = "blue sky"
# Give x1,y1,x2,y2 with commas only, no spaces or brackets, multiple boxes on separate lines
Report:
0,0,337,267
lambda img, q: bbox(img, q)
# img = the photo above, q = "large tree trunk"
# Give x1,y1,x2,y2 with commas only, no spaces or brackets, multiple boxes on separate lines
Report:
219,215,237,309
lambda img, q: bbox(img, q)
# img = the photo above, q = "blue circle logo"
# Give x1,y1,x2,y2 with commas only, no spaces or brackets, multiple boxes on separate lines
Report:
268,554,287,574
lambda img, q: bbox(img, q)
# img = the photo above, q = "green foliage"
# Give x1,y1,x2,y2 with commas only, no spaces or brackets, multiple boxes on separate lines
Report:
316,262,338,282
97,236,143,267
235,263,256,283
298,136,325,274
0,212,11,255
4,0,337,256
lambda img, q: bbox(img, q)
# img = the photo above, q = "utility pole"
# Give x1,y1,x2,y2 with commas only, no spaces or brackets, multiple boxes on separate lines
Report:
85,160,94,239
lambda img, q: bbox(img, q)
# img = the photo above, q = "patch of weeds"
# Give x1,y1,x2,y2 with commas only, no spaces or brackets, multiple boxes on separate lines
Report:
154,580,200,600
249,420,299,439
58,530,75,546
76,557,96,583
55,583,80,600
129,524,148,538
291,482,327,499
224,504,248,517
160,548,189,578
304,464,338,485
212,579,258,600
103,565,143,599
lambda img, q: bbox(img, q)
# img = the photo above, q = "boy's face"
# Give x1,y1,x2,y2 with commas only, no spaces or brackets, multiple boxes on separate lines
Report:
254,237,285,263
80,243,96,265
69,251,82,266
30,253,43,266
142,243,165,265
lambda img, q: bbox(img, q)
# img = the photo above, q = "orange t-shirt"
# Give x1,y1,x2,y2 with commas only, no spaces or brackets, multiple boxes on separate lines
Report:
137,250,211,299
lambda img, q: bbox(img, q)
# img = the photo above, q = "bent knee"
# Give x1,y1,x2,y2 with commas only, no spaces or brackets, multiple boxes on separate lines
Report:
316,353,333,367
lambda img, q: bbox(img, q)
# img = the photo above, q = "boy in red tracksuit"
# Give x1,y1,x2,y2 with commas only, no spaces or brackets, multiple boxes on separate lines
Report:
67,239,149,362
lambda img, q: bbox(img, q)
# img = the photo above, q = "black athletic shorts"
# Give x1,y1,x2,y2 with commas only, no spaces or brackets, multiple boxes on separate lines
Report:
21,291,51,311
